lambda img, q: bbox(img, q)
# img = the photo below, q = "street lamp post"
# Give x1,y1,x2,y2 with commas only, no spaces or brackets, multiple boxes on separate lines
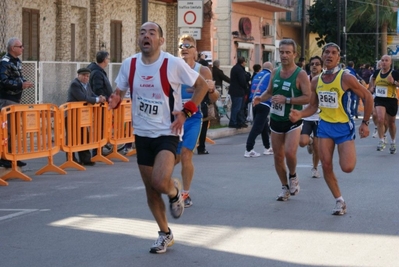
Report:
376,0,379,63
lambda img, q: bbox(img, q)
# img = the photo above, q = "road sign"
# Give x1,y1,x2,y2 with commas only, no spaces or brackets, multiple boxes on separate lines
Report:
178,1,203,28
179,27,202,39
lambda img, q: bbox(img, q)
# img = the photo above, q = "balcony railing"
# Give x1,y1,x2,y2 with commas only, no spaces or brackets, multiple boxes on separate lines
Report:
232,0,295,12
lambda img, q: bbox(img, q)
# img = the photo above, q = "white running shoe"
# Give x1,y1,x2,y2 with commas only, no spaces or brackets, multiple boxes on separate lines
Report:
372,128,378,138
377,140,386,151
332,200,347,215
311,168,320,178
169,178,184,219
390,143,396,154
244,149,261,158
289,176,300,196
276,186,290,201
263,148,273,155
307,137,314,154
149,228,175,253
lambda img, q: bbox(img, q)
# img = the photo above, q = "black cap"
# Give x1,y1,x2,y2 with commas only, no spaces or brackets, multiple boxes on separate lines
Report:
77,67,91,74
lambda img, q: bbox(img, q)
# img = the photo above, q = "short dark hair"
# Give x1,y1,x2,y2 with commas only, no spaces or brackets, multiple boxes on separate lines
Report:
253,64,261,73
96,51,109,63
309,55,323,66
237,56,246,64
153,22,163,37
348,61,354,67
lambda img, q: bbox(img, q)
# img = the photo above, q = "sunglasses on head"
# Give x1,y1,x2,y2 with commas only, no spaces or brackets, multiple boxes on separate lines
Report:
179,43,195,49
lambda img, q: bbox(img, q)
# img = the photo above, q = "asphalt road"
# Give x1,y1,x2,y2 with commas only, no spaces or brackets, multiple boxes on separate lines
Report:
0,119,398,267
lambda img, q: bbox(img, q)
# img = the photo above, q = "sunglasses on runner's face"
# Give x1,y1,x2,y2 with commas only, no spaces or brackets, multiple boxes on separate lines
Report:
179,43,195,49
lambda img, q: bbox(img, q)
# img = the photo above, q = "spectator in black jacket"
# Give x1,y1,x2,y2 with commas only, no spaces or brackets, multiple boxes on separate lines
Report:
0,37,33,168
87,51,113,99
212,60,230,91
229,56,248,128
87,51,113,157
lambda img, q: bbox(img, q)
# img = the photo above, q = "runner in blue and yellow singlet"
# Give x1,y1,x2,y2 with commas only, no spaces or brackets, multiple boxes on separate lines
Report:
289,43,373,216
253,39,311,202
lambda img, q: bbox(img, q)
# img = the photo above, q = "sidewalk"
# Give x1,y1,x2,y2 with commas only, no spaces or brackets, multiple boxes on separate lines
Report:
206,116,251,140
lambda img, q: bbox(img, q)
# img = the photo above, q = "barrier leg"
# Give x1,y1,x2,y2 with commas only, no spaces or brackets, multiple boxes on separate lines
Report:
59,152,86,171
126,148,137,157
206,137,216,144
91,145,114,165
36,156,67,175
106,143,129,162
1,161,32,182
0,177,8,186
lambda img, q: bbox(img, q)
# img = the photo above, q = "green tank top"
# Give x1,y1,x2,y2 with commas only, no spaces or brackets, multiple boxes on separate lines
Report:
270,66,303,121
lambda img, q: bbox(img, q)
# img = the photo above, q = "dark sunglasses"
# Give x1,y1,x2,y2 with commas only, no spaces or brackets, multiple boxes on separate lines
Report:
179,43,195,49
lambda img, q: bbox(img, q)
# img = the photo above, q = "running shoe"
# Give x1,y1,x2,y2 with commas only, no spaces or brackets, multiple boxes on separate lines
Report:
372,128,378,138
332,200,347,215
182,192,193,208
377,140,386,151
244,149,261,158
149,228,174,254
263,148,273,155
311,168,320,178
169,179,184,219
390,143,396,154
276,185,290,201
289,176,300,195
307,137,314,154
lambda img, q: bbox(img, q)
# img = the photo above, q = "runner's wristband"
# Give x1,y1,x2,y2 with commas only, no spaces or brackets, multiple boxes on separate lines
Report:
182,108,192,118
183,101,198,114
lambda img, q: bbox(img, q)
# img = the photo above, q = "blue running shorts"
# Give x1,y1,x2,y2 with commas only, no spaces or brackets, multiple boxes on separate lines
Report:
317,120,355,145
177,116,202,154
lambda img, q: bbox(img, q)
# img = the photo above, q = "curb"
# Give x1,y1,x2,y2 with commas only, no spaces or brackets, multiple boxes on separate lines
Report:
207,125,252,140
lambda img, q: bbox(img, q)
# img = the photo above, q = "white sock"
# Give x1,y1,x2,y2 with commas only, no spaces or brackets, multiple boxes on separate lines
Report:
335,196,344,202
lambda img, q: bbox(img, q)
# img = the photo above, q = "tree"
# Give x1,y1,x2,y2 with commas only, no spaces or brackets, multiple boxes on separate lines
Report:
308,0,397,65
308,0,339,47
347,0,396,60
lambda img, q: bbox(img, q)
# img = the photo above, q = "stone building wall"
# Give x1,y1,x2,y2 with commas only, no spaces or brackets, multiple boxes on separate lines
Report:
3,0,179,62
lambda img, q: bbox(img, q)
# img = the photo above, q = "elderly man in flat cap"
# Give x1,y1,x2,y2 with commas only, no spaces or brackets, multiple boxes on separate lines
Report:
66,67,106,165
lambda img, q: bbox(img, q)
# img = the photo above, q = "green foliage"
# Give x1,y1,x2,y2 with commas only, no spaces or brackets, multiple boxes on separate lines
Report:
309,0,397,65
308,0,339,47
0,51,5,58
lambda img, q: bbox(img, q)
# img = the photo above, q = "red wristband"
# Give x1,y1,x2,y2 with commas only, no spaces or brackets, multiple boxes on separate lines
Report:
183,100,198,114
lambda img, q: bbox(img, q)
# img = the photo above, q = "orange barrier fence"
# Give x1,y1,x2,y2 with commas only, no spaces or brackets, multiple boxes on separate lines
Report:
0,124,6,186
1,104,66,184
59,102,112,171
106,99,135,162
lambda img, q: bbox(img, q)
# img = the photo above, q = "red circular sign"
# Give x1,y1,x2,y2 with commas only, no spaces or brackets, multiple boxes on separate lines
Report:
184,11,196,25
239,17,252,36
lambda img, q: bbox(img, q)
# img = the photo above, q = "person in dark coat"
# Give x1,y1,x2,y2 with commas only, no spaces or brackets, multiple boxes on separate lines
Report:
87,51,113,99
228,56,248,128
212,59,230,91
66,68,106,165
87,51,114,157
